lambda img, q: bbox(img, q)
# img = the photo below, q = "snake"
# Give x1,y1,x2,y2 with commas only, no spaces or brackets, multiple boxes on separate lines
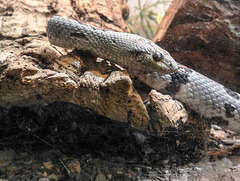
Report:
47,16,240,132
47,16,178,74
134,65,240,132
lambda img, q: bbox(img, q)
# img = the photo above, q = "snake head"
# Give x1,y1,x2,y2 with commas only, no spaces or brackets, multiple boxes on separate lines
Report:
150,49,178,73
129,37,178,73
131,47,178,73
149,40,178,73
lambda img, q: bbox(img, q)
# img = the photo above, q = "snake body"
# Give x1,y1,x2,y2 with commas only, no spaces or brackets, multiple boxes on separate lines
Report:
47,16,177,73
47,16,240,132
134,65,240,132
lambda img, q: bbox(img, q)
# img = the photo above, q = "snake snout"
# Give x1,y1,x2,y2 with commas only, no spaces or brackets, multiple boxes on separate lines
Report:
162,56,178,73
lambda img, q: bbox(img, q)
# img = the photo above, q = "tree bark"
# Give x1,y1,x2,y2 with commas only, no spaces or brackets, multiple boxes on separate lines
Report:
153,0,240,92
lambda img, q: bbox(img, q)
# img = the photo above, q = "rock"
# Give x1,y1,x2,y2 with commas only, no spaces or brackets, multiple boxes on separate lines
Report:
153,0,240,92
38,179,50,181
118,0,130,20
106,173,112,180
46,173,58,181
43,161,54,170
66,158,81,177
42,172,48,177
95,173,107,181
179,173,188,181
148,90,188,132
0,0,151,132
219,158,233,168
133,131,146,144
0,149,15,167
210,127,229,139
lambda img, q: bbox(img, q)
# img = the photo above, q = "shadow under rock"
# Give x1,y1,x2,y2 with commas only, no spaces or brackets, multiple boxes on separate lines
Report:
0,101,203,167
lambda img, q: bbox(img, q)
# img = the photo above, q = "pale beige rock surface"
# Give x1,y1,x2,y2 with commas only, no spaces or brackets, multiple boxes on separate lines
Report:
148,89,188,133
0,0,153,132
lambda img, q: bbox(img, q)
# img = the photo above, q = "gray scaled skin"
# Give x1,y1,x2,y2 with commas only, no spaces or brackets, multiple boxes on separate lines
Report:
47,16,178,73
134,65,240,133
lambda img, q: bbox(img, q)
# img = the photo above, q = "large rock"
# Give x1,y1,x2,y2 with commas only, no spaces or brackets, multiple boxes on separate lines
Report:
153,0,240,92
0,0,151,131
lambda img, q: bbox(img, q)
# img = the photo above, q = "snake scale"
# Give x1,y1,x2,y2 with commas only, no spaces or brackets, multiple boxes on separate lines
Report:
47,16,240,132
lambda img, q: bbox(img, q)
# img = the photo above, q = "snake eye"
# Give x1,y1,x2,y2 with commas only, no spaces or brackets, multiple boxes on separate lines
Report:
152,52,163,62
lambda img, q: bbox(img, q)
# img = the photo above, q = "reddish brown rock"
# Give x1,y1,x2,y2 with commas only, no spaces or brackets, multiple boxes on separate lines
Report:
153,0,240,92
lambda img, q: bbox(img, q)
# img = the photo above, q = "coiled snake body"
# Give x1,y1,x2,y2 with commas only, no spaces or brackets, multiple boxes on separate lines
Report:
47,16,240,132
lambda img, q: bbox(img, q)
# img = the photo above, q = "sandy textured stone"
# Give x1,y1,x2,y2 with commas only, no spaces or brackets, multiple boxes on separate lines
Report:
65,158,81,177
148,90,188,132
0,149,15,167
0,46,151,131
0,0,151,132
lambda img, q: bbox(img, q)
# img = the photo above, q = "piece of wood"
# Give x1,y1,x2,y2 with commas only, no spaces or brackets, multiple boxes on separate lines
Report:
153,0,240,92
152,0,186,42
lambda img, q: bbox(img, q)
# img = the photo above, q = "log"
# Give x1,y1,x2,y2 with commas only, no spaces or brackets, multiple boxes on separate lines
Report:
153,0,240,92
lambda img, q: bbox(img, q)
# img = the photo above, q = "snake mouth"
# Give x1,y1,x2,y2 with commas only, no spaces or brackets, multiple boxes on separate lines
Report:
152,47,178,73
158,59,178,74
